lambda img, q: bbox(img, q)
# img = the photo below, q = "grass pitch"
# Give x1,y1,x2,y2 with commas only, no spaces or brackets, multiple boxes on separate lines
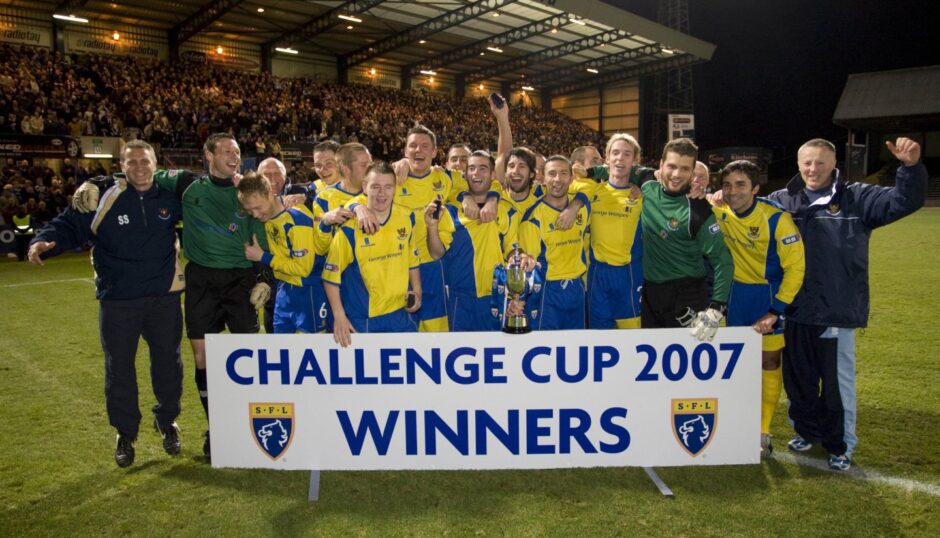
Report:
1,210,938,536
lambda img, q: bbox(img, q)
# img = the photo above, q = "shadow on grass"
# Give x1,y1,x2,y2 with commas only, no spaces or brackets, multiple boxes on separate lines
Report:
855,402,940,476
269,467,674,534
0,451,912,536
772,401,940,479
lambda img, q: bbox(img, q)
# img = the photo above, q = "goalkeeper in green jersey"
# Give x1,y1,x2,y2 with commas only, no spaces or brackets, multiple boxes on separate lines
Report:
639,138,733,333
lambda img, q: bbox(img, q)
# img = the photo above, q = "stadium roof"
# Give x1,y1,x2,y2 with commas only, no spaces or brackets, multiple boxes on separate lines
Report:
833,65,940,131
20,0,714,94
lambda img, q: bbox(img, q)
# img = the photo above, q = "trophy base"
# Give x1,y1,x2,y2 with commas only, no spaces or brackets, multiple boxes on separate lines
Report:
502,324,531,334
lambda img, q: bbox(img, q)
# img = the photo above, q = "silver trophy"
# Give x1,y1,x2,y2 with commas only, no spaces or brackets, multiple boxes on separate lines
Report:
502,245,532,334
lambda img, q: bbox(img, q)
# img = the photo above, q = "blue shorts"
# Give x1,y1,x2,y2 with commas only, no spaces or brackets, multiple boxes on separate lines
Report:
530,278,586,331
728,281,784,351
448,291,499,332
587,260,643,329
349,308,418,334
417,260,448,331
274,283,327,334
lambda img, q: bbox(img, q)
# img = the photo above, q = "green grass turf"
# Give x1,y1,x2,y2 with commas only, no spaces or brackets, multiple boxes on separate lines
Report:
1,209,938,536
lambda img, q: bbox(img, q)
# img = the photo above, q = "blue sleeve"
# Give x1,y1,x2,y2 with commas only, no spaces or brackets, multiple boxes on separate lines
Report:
854,163,927,229
31,206,95,257
574,191,590,208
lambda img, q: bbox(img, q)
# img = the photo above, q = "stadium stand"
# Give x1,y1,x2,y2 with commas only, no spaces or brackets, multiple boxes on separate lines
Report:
0,42,607,227
0,45,603,157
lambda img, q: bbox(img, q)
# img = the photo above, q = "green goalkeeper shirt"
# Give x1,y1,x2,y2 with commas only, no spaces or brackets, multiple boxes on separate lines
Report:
639,179,733,303
154,170,267,270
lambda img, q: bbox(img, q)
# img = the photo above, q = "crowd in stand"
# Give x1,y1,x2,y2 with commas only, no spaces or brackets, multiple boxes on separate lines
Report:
0,42,603,232
0,158,98,228
0,43,602,160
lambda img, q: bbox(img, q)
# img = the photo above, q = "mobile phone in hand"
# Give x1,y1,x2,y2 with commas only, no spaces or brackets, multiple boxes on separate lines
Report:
432,199,442,219
490,92,504,109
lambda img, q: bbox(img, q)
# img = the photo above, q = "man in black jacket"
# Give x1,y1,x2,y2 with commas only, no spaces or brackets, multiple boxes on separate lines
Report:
769,137,926,471
28,140,184,468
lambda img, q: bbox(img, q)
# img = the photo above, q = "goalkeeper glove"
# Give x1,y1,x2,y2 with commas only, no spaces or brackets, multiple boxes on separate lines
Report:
690,308,724,342
71,180,100,213
249,282,271,310
676,307,697,327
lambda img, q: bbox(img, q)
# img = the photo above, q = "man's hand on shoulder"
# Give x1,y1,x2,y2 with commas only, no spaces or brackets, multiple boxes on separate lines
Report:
321,208,354,226
354,204,379,234
707,190,726,207
71,181,99,213
282,194,305,209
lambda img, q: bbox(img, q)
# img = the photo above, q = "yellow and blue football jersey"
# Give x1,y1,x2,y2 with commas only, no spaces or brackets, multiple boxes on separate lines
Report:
260,205,329,287
581,179,643,265
711,198,805,312
311,183,361,243
434,199,520,298
322,205,418,319
519,195,591,281
313,178,339,194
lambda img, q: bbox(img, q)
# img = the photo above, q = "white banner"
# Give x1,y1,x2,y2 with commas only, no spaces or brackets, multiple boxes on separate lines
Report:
64,30,168,61
207,328,760,470
0,22,52,48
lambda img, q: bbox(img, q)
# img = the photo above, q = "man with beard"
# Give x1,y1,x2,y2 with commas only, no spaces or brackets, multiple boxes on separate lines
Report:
425,150,519,331
640,138,733,333
712,159,805,458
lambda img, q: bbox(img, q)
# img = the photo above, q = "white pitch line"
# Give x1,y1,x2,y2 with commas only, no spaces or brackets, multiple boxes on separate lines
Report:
0,277,95,288
773,452,940,497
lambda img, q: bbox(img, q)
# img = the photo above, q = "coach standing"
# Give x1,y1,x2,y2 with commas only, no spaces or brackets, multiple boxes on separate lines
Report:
72,133,269,462
769,137,926,471
28,140,184,468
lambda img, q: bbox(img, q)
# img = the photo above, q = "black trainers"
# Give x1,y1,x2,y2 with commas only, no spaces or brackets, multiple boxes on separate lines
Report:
203,430,211,462
115,432,136,468
154,419,181,456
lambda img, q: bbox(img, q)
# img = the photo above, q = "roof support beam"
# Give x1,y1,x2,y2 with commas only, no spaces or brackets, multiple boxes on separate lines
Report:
464,29,629,84
546,53,701,95
54,0,90,13
546,0,714,60
526,43,663,87
170,0,245,46
264,0,386,49
345,0,519,67
404,13,568,77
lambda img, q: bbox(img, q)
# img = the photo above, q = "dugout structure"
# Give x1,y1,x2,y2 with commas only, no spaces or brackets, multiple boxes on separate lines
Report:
833,64,940,193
